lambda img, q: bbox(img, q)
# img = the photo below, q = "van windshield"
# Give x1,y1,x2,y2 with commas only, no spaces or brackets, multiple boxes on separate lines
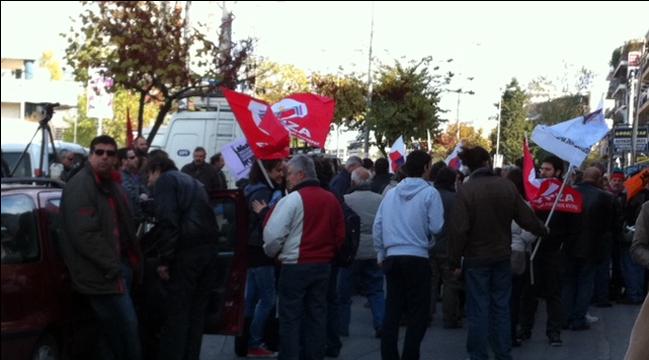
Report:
3,152,32,177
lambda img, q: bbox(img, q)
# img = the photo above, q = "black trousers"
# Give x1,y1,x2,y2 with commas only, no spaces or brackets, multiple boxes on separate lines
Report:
381,256,431,360
519,250,563,337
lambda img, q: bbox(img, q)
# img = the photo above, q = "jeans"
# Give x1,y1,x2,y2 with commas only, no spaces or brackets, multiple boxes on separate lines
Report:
382,256,431,360
278,263,330,360
464,260,512,360
88,262,141,360
562,257,596,328
245,266,277,348
621,246,647,302
338,259,385,334
159,245,220,360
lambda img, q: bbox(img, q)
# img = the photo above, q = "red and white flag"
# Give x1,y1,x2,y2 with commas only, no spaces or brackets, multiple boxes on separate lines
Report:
271,93,335,148
530,178,583,213
388,136,406,173
522,138,541,201
222,88,290,160
445,142,463,170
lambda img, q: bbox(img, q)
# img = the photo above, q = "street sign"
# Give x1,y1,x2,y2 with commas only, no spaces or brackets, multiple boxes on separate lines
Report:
613,127,648,154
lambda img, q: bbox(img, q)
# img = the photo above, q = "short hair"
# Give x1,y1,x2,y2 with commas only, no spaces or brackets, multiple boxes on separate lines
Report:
404,150,431,177
428,160,447,182
194,146,206,154
345,156,362,168
458,146,490,173
210,153,222,165
90,135,117,152
434,166,457,191
313,156,335,185
117,147,129,162
249,159,283,185
505,166,525,197
288,155,317,179
542,155,564,178
374,158,389,175
351,167,372,187
362,158,374,170
145,150,177,174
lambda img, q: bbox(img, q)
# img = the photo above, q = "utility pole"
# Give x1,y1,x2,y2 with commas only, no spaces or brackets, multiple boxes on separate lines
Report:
495,90,503,167
629,69,638,165
363,2,374,157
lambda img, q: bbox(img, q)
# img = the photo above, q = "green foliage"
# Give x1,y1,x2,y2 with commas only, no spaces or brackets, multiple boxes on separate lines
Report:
370,57,446,156
489,79,530,164
64,1,254,143
254,61,311,103
433,123,491,159
311,72,367,128
529,94,588,126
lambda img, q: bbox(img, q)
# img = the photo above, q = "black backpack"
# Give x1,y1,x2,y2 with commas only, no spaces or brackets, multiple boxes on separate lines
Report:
335,202,361,267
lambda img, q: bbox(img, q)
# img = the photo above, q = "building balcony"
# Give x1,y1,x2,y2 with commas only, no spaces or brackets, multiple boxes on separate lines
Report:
611,82,627,98
610,60,628,80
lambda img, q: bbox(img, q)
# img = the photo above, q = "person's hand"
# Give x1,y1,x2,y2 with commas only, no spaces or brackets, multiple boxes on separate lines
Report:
157,265,170,281
251,200,268,214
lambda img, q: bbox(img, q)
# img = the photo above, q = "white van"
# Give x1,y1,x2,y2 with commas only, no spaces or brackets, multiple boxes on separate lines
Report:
160,97,243,187
2,141,88,178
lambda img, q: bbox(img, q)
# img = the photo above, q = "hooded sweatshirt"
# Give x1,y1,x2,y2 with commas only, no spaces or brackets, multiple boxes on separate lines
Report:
373,177,444,262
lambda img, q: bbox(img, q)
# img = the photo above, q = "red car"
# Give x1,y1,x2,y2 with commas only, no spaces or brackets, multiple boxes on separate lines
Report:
1,178,248,360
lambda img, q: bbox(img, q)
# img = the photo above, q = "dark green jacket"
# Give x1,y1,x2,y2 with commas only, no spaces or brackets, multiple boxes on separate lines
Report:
60,163,138,294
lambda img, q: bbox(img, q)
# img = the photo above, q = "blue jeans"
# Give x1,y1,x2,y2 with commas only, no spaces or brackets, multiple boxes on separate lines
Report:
88,262,141,360
245,266,277,348
278,263,330,360
464,260,512,360
562,257,596,328
338,259,385,334
621,246,647,302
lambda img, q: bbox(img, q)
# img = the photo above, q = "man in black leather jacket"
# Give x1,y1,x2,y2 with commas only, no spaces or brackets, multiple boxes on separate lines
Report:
146,153,219,360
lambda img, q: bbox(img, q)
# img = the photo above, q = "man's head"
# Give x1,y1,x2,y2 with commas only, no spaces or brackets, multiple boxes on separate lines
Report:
286,155,317,191
457,146,490,174
89,135,118,179
210,153,225,171
609,170,625,192
362,158,374,171
374,158,389,176
582,167,602,186
134,136,148,155
404,150,432,178
540,155,564,179
345,156,362,173
145,150,176,187
193,147,207,166
350,167,372,188
59,149,75,170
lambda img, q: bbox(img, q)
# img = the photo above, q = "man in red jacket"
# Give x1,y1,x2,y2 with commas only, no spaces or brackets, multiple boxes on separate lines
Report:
263,155,346,360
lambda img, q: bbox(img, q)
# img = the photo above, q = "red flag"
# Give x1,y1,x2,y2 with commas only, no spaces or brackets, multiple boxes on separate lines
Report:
530,178,583,213
222,88,290,160
522,138,540,201
126,108,134,148
271,93,335,148
624,168,649,201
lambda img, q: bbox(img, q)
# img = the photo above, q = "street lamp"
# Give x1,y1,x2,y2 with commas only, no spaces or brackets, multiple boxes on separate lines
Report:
453,89,476,140
494,91,503,168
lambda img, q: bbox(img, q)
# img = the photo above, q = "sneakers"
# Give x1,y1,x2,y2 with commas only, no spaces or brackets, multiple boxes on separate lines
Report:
548,333,563,347
585,313,599,324
247,345,277,358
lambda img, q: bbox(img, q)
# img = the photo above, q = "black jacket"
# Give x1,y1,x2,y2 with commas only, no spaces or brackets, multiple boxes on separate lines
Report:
181,162,222,195
569,182,616,262
152,170,218,264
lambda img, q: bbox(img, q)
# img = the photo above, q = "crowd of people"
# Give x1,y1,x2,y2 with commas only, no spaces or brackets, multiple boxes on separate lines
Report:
7,133,648,360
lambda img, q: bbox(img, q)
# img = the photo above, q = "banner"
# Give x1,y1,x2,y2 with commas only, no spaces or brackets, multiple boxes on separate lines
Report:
624,167,649,201
222,88,290,160
522,138,541,201
445,142,463,170
271,93,335,148
388,135,406,173
530,178,583,213
221,137,255,180
531,108,610,167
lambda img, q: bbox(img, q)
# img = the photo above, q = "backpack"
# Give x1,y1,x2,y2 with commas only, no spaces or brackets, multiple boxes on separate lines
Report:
335,202,361,267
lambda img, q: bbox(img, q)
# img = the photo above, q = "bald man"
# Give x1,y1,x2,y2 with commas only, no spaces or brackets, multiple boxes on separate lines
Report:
563,166,616,330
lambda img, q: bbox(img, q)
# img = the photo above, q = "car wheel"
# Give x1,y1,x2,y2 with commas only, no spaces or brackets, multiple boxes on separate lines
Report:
32,334,59,360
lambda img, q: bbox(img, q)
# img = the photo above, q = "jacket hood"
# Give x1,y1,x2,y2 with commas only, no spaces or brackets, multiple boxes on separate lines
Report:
394,178,431,200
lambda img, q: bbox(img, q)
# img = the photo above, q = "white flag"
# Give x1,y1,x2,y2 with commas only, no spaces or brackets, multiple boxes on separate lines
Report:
221,137,255,180
388,135,406,173
530,108,610,167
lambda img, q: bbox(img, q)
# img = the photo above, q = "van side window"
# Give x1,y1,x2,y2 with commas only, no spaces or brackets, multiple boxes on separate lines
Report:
1,194,39,264
3,152,32,178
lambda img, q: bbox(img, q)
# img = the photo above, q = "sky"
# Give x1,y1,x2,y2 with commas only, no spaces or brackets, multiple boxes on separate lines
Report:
2,1,648,134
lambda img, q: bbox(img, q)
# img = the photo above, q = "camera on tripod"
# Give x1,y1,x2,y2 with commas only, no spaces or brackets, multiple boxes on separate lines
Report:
27,102,60,125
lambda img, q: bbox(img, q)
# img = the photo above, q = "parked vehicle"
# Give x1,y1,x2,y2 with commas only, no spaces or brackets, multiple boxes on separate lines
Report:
2,142,88,178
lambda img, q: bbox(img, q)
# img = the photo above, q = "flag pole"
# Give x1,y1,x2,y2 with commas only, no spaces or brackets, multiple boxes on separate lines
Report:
529,165,573,284
257,158,276,191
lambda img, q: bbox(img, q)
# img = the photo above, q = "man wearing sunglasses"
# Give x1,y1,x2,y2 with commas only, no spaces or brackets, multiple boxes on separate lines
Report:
60,135,142,360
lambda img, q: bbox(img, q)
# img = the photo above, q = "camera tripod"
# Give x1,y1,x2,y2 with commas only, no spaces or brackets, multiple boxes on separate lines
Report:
10,103,60,178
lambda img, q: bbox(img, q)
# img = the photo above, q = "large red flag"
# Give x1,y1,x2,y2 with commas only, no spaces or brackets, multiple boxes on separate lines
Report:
222,88,290,160
530,178,583,213
271,93,335,148
522,138,540,201
126,107,134,148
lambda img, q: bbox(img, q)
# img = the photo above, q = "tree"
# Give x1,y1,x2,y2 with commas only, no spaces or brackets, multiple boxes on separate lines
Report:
433,123,492,159
370,57,446,156
254,61,311,103
490,79,530,164
311,72,367,128
39,51,63,81
528,94,588,126
64,1,254,144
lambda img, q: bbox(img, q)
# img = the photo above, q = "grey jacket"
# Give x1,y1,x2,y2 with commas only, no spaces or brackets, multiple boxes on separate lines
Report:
631,201,649,269
344,187,383,260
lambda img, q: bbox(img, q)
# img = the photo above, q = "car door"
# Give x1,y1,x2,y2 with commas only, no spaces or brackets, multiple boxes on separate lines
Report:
203,189,249,336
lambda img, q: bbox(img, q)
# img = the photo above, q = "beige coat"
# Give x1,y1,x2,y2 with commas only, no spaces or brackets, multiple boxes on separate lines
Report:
625,202,649,360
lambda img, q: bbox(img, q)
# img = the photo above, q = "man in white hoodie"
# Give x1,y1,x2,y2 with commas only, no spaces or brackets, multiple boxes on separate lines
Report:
373,150,444,360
